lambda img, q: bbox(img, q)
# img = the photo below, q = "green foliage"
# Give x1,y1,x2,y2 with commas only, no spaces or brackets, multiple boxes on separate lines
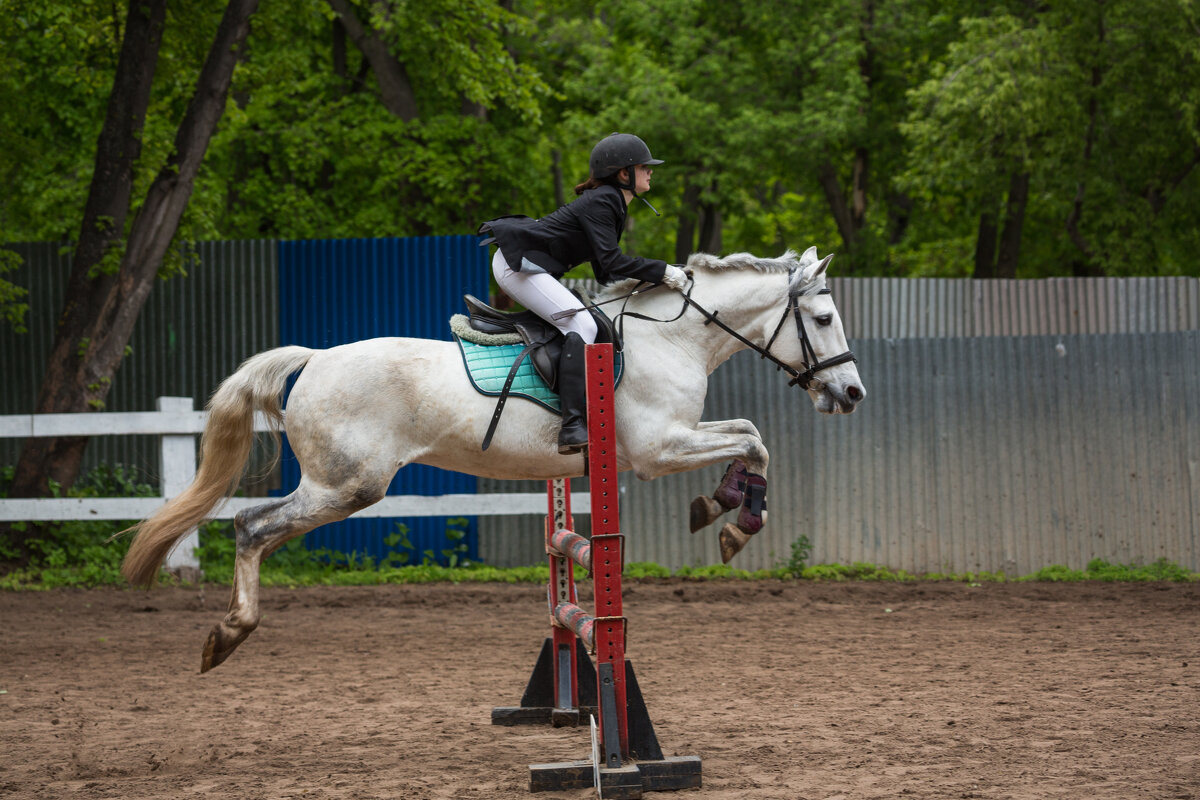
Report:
799,562,918,582
3,475,1197,593
1019,558,1198,583
898,0,1200,277
625,561,671,579
191,0,550,240
674,563,754,580
193,517,479,586
0,464,156,590
4,0,1198,277
782,534,812,577
425,517,472,568
0,248,28,333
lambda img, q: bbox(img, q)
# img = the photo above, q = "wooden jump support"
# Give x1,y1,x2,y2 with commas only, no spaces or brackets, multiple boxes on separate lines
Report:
491,343,702,799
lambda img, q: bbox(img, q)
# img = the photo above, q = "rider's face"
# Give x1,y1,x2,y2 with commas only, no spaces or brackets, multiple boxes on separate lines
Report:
634,164,653,194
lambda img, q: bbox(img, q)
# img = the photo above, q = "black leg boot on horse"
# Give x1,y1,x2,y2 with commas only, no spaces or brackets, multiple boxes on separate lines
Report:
557,332,589,455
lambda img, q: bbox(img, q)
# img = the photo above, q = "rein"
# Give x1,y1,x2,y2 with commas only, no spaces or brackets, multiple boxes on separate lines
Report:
613,271,856,390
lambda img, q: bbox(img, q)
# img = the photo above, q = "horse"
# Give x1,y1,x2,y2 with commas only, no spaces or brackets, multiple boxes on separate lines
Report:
121,246,865,672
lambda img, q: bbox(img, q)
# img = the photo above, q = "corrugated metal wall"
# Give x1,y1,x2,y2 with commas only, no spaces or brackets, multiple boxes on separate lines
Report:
0,240,278,484
481,278,1200,574
276,236,489,563
5,245,1198,575
1,236,489,565
830,276,1200,338
808,333,1199,575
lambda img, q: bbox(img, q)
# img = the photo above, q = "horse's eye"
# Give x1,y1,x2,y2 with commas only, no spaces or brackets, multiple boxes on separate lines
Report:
815,314,833,327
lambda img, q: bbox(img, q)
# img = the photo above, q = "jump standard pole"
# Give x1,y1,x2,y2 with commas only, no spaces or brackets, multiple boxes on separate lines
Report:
490,343,702,799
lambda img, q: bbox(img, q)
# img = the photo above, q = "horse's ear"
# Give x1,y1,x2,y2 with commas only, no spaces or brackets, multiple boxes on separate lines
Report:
815,253,834,276
800,246,818,266
794,253,834,292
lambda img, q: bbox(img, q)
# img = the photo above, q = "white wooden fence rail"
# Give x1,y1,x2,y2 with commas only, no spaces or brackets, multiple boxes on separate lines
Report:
0,397,566,572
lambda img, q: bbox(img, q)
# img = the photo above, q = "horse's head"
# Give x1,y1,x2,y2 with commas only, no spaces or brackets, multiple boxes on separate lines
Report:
784,247,865,414
686,246,866,414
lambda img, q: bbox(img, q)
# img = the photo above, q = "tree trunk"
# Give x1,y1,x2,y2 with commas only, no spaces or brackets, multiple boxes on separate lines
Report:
551,149,565,209
887,192,913,246
9,0,259,512
995,171,1030,279
1065,10,1105,272
851,146,868,230
675,183,701,263
973,207,998,279
698,204,722,255
326,0,419,121
333,17,348,79
697,180,722,255
8,0,166,501
815,0,875,272
817,158,865,270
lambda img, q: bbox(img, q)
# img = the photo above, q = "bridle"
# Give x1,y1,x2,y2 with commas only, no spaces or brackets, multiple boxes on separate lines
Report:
616,269,857,390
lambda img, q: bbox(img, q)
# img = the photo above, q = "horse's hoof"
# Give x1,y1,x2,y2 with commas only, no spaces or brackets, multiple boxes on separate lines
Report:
201,621,252,673
719,523,753,563
690,495,724,533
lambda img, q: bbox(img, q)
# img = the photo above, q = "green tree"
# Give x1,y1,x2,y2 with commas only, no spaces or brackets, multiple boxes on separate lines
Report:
194,0,549,239
0,248,28,332
7,0,258,527
516,0,974,274
898,0,1200,278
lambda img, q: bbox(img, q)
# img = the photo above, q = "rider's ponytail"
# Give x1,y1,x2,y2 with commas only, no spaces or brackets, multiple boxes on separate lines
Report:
574,174,610,195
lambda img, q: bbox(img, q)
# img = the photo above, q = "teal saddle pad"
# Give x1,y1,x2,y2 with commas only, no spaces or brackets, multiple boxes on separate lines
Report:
455,337,623,414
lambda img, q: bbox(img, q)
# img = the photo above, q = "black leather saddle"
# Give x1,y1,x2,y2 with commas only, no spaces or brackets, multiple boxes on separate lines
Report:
462,293,621,392
462,294,622,450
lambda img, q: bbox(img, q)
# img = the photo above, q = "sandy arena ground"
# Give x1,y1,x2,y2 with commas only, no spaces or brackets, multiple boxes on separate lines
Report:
2,579,1199,799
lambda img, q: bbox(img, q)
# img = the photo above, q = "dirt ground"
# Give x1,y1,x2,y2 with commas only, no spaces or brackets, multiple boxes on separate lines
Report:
2,580,1199,800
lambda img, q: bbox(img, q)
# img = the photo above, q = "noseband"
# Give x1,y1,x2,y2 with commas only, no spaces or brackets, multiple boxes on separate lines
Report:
636,270,857,390
761,272,858,388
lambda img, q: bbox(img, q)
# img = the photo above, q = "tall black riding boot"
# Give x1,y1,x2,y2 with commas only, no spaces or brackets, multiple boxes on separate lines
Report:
556,332,588,455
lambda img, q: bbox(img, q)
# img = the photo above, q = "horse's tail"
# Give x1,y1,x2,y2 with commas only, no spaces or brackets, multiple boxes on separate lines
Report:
121,346,316,588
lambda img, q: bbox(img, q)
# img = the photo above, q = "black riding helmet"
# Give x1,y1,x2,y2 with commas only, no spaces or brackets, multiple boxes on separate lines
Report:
589,133,664,194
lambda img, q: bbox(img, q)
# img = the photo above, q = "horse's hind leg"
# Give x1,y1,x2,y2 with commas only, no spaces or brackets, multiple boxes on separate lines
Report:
201,479,386,673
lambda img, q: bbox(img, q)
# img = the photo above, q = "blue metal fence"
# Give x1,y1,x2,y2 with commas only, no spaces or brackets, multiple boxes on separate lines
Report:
276,236,489,564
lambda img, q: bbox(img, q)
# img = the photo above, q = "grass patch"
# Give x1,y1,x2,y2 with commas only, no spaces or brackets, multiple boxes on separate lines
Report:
3,472,1197,589
1017,558,1197,583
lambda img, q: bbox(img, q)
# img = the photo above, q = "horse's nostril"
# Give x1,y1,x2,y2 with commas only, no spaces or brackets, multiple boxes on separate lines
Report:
846,385,862,402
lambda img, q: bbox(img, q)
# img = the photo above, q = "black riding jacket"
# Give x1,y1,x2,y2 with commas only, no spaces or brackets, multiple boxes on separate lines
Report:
478,184,668,286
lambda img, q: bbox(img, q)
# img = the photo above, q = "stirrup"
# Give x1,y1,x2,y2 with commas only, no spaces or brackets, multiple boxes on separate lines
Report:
558,441,587,456
558,423,588,455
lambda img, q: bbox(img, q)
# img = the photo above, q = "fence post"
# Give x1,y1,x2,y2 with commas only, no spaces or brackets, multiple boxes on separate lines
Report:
157,396,202,580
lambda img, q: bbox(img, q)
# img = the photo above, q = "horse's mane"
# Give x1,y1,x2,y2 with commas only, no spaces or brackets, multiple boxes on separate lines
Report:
598,248,815,302
687,249,802,274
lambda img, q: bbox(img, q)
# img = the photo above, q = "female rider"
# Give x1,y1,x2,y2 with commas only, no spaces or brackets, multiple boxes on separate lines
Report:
478,133,688,454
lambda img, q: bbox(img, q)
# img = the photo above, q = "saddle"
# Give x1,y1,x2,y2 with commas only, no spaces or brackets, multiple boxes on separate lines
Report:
457,294,622,450
461,293,621,390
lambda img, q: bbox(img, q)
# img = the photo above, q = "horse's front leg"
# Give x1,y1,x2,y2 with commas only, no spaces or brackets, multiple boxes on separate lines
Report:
628,419,769,563
688,420,770,539
687,421,767,535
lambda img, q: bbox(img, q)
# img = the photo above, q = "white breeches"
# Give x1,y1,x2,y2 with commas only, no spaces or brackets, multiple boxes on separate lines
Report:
492,251,598,344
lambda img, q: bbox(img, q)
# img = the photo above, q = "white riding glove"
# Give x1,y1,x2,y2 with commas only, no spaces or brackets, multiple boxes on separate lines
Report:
661,264,689,291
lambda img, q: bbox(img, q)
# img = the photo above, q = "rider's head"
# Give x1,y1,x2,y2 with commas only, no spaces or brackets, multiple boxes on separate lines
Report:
575,133,663,196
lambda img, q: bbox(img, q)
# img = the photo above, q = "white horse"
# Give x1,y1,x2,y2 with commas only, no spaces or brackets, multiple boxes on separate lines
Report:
122,246,864,672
